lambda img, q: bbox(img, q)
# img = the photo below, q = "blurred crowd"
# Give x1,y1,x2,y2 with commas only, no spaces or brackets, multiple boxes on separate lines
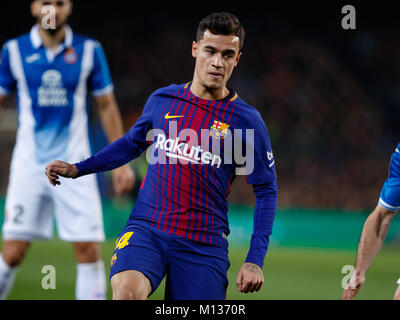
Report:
1,12,400,211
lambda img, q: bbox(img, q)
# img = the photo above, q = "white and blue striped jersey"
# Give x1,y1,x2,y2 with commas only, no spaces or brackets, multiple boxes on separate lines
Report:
0,25,114,168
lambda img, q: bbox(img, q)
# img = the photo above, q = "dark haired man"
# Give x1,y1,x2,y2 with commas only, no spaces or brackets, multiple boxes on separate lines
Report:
46,12,278,300
0,0,134,299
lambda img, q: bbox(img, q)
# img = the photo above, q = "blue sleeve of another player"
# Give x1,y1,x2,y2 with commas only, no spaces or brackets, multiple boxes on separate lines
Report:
388,145,400,179
242,110,278,268
89,41,114,97
378,146,400,211
74,94,155,177
0,42,16,95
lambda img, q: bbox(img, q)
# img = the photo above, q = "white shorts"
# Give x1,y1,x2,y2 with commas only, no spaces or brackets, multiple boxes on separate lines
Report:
2,164,105,242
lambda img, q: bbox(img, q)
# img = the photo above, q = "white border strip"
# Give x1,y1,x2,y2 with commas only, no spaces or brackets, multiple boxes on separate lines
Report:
92,83,114,97
378,197,400,211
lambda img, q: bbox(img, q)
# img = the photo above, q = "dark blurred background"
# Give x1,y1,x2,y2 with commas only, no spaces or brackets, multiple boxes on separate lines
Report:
0,1,399,211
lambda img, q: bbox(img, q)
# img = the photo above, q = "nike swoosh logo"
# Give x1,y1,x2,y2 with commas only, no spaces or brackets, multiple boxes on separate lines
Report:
165,112,184,120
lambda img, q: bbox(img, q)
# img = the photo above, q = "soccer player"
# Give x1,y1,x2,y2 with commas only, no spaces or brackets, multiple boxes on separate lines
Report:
342,143,400,300
45,12,278,300
0,0,134,299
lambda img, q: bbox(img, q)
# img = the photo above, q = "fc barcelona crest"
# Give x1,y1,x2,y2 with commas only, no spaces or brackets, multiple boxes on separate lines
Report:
110,253,117,267
210,120,229,139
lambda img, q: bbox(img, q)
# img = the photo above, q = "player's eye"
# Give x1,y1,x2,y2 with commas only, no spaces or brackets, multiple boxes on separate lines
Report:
204,48,215,55
222,51,235,58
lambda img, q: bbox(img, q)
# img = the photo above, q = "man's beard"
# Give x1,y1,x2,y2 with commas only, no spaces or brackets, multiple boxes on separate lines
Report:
43,21,66,35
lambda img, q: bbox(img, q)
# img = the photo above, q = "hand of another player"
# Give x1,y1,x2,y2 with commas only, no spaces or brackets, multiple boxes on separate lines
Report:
112,164,135,195
45,160,79,186
341,270,365,300
236,262,264,293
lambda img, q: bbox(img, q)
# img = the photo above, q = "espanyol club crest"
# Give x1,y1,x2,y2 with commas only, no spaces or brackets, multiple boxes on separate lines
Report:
210,120,229,139
64,47,77,64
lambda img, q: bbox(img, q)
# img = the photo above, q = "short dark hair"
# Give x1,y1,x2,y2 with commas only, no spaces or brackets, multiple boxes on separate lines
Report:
196,12,245,51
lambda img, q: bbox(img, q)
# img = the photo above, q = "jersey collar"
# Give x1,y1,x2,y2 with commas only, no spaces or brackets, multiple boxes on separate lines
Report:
185,81,238,105
30,24,73,49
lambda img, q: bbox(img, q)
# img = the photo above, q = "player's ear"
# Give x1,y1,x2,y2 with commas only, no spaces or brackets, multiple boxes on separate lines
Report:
67,0,73,15
31,0,40,19
192,41,198,58
234,52,242,67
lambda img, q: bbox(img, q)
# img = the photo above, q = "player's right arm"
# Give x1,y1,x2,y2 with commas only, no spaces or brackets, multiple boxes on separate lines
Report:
341,204,395,300
46,160,79,186
0,41,17,113
0,94,5,110
0,41,16,100
45,91,156,185
0,94,7,125
45,133,137,185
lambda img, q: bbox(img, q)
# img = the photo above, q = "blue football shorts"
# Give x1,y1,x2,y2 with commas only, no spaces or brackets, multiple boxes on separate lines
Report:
379,145,400,212
109,222,230,300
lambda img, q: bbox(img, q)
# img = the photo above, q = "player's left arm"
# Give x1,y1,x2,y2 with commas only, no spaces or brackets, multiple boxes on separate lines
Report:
94,92,135,195
394,282,400,300
236,111,278,293
342,149,400,300
90,40,134,195
341,204,395,300
236,182,277,293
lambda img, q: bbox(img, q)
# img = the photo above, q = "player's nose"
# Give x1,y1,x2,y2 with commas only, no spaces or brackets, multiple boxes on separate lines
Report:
211,53,223,68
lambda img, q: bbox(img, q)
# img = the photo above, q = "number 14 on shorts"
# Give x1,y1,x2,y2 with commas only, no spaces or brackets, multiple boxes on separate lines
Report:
115,232,134,250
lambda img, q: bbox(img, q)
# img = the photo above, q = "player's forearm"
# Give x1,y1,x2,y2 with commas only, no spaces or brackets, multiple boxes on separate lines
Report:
354,206,394,275
0,94,5,111
245,183,278,268
74,135,137,178
98,99,125,143
0,95,5,123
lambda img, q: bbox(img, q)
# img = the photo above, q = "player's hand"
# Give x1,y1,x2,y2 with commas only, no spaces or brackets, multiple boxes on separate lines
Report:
341,270,365,300
112,164,135,195
236,262,264,293
45,160,79,186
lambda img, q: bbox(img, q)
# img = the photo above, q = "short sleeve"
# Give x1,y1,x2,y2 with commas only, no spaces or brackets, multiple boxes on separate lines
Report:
378,145,400,211
89,41,114,97
388,145,400,179
0,42,16,95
